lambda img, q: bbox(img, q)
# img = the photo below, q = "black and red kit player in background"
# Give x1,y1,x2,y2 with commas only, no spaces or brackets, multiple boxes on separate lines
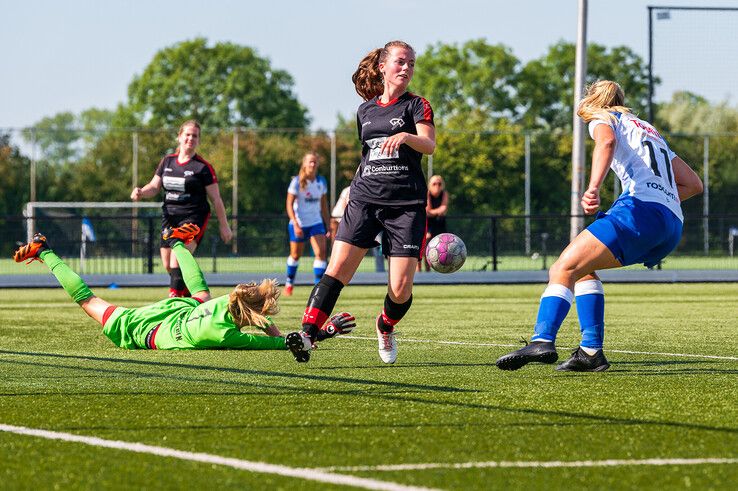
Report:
131,120,233,297
286,40,435,364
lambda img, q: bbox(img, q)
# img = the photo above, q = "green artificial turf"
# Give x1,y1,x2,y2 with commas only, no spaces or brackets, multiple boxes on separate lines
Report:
0,284,736,490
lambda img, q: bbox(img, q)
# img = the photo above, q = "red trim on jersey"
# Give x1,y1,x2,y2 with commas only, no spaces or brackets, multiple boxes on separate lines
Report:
421,97,432,122
101,305,118,326
195,213,210,244
193,154,218,183
376,96,400,107
192,296,205,304
302,306,329,329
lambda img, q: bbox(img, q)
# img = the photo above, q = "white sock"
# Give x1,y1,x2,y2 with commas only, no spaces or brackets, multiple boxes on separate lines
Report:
580,346,599,356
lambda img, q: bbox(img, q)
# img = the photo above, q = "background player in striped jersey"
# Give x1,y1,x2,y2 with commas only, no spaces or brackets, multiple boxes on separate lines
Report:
131,120,232,297
496,80,703,372
13,224,354,351
286,40,435,364
283,152,331,296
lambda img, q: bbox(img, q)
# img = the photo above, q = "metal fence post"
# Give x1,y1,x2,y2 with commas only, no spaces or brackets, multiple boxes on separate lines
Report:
703,135,710,255
147,216,154,274
232,128,239,255
330,131,337,208
490,216,498,271
524,133,531,255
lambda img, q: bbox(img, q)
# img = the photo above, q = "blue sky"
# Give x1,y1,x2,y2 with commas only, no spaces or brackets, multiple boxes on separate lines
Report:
2,0,736,130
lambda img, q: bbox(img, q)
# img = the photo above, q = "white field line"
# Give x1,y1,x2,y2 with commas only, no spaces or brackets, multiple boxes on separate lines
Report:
342,336,738,361
319,457,738,472
0,424,439,491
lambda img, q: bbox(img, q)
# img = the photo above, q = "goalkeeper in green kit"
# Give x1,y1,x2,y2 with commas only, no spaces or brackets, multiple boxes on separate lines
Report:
13,224,355,351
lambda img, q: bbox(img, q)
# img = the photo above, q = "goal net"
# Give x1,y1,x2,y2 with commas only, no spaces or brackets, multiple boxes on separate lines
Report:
24,202,162,273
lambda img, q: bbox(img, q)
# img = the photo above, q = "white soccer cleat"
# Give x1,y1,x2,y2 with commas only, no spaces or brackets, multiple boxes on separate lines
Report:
375,316,397,364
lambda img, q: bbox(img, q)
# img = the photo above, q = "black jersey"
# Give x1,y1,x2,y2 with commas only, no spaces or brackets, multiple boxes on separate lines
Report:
155,153,217,215
351,92,434,205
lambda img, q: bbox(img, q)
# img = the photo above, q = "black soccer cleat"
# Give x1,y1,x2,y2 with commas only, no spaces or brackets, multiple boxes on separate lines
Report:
286,331,312,363
556,347,610,372
13,233,49,263
495,340,558,371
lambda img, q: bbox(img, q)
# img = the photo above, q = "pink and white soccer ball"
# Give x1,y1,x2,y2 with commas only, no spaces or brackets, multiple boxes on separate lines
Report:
425,233,466,274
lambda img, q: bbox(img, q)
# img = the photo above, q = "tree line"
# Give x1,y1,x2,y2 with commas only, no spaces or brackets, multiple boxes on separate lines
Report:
2,37,737,221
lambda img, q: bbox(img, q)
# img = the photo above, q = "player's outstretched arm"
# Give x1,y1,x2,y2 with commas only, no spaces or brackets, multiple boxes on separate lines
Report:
171,241,211,301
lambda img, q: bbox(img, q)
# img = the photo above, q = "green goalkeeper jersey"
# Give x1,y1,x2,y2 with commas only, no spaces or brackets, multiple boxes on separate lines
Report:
103,296,285,350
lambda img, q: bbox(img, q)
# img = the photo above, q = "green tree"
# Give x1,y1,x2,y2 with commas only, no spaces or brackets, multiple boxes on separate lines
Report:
127,38,309,129
516,41,652,128
412,39,519,124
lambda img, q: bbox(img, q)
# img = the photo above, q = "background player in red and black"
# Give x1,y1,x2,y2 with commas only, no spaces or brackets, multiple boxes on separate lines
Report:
131,120,233,297
419,174,449,271
286,40,435,364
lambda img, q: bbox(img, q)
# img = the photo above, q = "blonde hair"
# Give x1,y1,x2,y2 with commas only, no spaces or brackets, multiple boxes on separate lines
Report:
298,152,320,190
577,80,632,123
352,41,415,101
227,279,280,328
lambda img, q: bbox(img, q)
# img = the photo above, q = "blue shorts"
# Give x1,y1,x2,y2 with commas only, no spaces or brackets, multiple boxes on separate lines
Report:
288,221,326,243
587,196,683,268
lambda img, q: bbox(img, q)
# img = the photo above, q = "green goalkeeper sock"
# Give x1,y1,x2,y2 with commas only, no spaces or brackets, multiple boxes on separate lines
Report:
171,242,209,295
39,250,94,304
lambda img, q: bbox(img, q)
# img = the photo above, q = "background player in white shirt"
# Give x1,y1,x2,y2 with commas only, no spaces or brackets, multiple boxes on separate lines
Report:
284,152,330,296
496,80,703,372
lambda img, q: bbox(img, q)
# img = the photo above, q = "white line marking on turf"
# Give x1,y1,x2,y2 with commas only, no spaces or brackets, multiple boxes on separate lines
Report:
342,336,738,361
0,424,438,491
319,457,738,472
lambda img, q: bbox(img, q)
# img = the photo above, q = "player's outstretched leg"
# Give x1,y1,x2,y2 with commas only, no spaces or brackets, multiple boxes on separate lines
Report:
14,234,95,305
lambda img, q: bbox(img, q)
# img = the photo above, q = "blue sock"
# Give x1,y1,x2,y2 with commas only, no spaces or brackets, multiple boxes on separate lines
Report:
575,280,605,349
313,259,327,284
531,284,574,343
286,256,299,285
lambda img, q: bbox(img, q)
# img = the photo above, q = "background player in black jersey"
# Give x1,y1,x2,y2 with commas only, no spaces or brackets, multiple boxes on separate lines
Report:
131,120,233,297
418,174,449,272
286,40,435,364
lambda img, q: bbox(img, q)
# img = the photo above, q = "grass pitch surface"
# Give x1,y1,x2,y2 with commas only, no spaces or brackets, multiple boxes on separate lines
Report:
0,284,736,490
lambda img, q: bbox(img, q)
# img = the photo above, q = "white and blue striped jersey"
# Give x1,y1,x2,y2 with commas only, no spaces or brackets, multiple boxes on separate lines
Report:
589,112,682,221
287,175,327,227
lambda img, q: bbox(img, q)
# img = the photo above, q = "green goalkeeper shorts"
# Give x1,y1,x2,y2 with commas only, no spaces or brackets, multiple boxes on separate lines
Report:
102,297,200,350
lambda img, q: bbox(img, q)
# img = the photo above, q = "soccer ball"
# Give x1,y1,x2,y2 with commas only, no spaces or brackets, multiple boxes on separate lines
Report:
425,233,466,274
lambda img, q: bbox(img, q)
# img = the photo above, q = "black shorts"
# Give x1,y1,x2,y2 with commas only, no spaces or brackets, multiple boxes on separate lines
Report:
160,212,209,248
335,200,426,258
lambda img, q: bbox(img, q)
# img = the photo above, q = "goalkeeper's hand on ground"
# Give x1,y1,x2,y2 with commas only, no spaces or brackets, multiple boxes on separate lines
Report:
162,223,201,244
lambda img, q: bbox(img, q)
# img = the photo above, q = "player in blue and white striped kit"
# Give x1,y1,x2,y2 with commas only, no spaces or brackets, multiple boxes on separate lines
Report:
496,80,703,372
283,152,330,296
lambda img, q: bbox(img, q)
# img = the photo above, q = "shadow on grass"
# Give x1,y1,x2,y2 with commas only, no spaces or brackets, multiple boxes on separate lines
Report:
0,349,472,395
1,349,736,435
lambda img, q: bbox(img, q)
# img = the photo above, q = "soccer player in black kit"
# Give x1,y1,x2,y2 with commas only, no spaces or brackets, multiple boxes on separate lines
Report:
286,40,435,364
131,120,232,297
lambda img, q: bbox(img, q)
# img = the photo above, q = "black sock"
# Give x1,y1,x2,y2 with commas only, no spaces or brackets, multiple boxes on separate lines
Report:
378,294,413,333
301,274,344,339
170,267,186,295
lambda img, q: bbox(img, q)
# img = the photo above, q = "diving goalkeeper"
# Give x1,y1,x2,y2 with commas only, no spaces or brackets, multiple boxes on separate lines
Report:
13,224,355,351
